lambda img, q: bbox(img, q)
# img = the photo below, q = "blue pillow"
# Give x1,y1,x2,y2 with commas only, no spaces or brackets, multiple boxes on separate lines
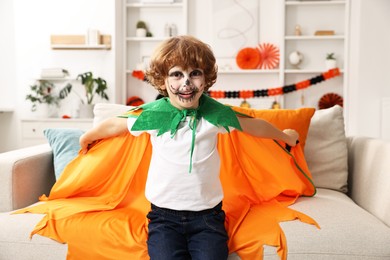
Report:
43,128,84,180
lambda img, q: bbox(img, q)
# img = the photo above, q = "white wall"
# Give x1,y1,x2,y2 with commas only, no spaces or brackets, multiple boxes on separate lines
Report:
13,0,117,117
0,0,16,108
347,0,390,138
0,0,17,152
0,0,118,152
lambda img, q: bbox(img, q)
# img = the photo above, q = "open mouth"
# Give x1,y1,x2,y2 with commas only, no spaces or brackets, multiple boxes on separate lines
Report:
169,83,199,102
178,91,195,99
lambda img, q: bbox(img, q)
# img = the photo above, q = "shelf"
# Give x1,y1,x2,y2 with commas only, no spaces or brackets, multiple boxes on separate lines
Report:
124,69,280,75
286,1,346,6
126,2,184,8
284,69,344,74
123,0,188,104
36,77,74,81
126,37,168,42
285,35,344,40
0,107,14,113
282,0,348,109
50,35,111,50
51,44,110,50
22,118,93,123
120,0,347,108
218,69,279,74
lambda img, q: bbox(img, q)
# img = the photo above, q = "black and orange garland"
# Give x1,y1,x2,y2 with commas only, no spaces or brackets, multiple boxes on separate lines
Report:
209,68,340,99
132,68,341,99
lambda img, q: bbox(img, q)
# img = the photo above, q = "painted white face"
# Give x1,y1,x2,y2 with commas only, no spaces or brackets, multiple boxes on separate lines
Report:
163,66,206,110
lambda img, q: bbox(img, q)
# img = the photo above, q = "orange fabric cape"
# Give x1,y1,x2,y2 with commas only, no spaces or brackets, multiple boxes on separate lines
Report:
16,125,318,260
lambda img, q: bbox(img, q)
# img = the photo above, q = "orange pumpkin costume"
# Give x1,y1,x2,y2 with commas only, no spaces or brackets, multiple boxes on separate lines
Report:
16,106,318,260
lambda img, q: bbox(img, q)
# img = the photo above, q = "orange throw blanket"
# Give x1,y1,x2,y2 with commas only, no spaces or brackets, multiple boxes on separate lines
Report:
16,129,318,259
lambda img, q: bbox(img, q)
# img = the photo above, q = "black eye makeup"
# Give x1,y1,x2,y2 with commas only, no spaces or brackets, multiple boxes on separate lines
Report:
168,69,203,80
189,69,203,78
169,71,184,79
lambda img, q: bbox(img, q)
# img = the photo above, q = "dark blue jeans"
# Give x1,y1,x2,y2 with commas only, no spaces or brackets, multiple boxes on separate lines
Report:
147,202,229,260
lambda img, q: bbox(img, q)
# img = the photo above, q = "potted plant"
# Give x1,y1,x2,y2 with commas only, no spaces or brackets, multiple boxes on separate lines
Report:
26,80,72,117
76,72,109,118
136,20,152,37
325,53,337,69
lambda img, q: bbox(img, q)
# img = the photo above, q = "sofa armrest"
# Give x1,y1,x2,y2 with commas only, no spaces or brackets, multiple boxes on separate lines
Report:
0,144,55,212
347,136,390,227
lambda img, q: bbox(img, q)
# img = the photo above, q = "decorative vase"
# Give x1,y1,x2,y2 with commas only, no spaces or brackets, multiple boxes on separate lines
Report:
34,104,58,118
79,104,94,118
325,59,337,70
288,51,304,69
136,28,147,37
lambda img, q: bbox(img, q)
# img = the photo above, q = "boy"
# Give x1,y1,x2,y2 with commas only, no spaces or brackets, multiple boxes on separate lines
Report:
80,35,298,260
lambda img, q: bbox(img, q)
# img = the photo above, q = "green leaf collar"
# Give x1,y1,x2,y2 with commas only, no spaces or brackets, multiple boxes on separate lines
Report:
126,94,242,173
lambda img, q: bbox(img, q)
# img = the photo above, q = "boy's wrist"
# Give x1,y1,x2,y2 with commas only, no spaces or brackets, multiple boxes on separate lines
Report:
282,129,299,146
80,132,94,145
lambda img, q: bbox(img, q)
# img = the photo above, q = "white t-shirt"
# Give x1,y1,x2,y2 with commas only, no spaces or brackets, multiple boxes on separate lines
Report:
128,116,233,211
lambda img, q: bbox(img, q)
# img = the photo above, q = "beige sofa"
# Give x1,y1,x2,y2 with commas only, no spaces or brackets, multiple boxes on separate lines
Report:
1,104,390,260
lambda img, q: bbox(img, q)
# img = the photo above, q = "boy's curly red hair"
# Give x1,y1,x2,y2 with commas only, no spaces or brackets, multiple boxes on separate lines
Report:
145,35,218,96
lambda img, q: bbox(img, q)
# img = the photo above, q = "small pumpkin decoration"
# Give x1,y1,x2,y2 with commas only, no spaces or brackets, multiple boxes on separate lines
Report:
236,47,261,69
240,99,251,108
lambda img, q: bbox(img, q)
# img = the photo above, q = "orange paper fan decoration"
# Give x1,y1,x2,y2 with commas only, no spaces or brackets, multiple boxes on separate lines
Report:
318,93,343,109
236,47,261,69
257,43,280,69
132,70,145,81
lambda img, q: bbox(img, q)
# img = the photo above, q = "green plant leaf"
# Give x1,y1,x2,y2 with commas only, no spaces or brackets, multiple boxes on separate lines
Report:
26,80,64,111
326,53,335,60
59,83,72,99
77,72,109,104
136,21,147,29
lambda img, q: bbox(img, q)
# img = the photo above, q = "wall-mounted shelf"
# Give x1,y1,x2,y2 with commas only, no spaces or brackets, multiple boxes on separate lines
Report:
126,2,184,8
286,1,346,6
284,69,344,74
218,69,279,75
50,35,111,50
125,37,168,42
36,77,74,81
0,107,14,113
285,35,345,40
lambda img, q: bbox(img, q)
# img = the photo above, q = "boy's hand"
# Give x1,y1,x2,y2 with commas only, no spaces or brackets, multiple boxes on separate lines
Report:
79,134,95,154
78,117,128,154
283,129,299,147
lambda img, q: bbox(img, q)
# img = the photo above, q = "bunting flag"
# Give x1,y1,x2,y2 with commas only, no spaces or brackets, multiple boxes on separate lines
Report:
131,68,341,99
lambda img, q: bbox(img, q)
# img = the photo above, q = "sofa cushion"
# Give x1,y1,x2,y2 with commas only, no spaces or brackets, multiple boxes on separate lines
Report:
261,188,390,259
43,128,84,180
304,105,348,193
347,136,390,227
0,211,68,259
93,103,134,127
231,106,315,149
